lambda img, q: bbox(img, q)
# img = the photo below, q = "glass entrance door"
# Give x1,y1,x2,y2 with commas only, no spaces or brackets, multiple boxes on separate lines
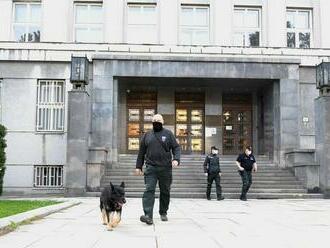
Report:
127,108,155,151
126,91,157,152
222,94,252,155
176,108,204,154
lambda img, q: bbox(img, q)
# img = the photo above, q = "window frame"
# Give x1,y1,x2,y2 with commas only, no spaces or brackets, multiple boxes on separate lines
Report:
233,6,262,47
12,2,42,42
36,79,65,133
73,2,104,43
179,4,210,46
286,8,313,48
33,165,64,188
126,2,159,44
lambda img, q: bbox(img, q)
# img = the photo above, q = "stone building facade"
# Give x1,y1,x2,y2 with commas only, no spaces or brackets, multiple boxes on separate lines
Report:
0,0,329,195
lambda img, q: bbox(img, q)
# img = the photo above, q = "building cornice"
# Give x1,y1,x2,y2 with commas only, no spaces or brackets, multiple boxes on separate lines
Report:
0,42,329,66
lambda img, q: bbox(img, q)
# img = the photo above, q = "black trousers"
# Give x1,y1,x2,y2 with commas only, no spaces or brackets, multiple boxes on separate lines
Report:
206,173,222,198
239,170,253,198
143,165,172,219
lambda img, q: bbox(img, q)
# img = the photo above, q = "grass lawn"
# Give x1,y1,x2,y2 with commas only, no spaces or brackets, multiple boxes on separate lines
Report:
0,200,61,218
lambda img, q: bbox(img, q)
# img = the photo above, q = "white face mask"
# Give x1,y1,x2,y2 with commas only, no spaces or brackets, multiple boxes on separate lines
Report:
212,150,218,155
246,150,252,156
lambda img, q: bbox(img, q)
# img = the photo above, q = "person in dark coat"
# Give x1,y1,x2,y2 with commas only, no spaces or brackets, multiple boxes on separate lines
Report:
135,114,181,225
203,146,224,201
236,146,258,201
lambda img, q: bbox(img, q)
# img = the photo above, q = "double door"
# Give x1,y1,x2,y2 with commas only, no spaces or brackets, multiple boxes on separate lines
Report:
222,94,252,155
175,93,205,154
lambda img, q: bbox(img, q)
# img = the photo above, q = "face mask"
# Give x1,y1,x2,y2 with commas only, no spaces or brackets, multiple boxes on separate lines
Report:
212,150,218,155
152,122,163,132
246,150,252,156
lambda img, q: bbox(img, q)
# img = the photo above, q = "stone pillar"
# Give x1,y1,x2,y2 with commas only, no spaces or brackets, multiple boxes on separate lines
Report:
66,90,90,196
205,88,222,154
158,88,175,133
277,67,300,167
252,92,258,153
315,92,330,197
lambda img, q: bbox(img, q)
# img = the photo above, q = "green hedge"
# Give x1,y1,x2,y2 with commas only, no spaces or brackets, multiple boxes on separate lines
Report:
0,124,7,196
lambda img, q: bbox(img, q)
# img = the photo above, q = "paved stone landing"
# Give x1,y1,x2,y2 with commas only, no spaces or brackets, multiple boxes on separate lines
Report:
0,198,329,248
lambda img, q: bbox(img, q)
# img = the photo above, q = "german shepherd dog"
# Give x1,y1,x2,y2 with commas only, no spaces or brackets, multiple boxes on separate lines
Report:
100,182,126,231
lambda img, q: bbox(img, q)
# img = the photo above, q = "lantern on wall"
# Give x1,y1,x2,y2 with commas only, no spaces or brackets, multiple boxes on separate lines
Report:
316,62,330,88
70,56,89,90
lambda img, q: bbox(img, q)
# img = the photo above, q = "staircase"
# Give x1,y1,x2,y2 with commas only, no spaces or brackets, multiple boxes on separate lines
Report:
100,154,322,199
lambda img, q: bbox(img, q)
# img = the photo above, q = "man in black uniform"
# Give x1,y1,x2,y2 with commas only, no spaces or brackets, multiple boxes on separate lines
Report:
135,114,181,225
236,146,258,201
203,146,224,201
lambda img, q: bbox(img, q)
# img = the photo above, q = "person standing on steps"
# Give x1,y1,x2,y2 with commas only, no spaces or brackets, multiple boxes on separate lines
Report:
135,114,181,225
236,146,258,201
203,146,225,201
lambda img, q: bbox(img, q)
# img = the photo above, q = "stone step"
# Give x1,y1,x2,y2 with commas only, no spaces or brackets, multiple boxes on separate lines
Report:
101,185,305,190
102,175,298,180
117,160,273,163
112,163,276,167
106,170,293,175
101,181,305,187
86,191,323,199
118,154,270,159
99,154,311,199
109,188,307,193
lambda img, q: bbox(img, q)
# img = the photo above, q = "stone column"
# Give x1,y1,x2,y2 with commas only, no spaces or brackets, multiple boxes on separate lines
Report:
158,88,175,133
315,91,330,197
205,88,222,154
277,66,300,167
66,90,90,196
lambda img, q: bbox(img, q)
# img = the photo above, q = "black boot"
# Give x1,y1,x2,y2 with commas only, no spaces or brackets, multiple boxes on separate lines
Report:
140,215,153,225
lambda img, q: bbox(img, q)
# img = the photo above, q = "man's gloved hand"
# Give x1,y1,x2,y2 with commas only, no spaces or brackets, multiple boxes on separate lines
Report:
135,168,143,176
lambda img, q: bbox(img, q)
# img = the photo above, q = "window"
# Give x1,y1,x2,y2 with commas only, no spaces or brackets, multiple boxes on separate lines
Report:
180,5,210,45
36,80,65,132
74,3,103,43
233,7,261,47
34,165,63,188
127,3,158,44
286,9,312,48
12,2,41,42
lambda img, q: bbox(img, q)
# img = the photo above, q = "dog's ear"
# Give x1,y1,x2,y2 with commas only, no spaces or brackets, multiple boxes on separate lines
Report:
120,181,125,188
110,182,114,191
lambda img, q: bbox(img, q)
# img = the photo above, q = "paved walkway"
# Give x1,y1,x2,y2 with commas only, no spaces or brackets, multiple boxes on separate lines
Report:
0,198,330,248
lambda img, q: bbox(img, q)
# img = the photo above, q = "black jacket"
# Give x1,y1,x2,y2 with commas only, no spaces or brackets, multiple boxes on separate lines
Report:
136,128,181,169
236,153,256,171
203,154,221,174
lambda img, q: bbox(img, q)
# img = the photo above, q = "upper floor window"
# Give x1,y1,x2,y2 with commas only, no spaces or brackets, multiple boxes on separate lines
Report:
36,80,65,132
13,2,41,42
127,3,158,44
180,5,210,45
74,3,103,43
233,7,261,47
287,9,312,48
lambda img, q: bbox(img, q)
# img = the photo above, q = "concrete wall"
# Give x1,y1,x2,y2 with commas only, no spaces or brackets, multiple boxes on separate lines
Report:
299,67,319,149
0,61,71,194
0,0,329,48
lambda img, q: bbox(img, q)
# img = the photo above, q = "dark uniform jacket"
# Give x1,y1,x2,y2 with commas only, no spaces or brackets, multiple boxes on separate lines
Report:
236,153,256,171
136,128,181,169
203,154,221,174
